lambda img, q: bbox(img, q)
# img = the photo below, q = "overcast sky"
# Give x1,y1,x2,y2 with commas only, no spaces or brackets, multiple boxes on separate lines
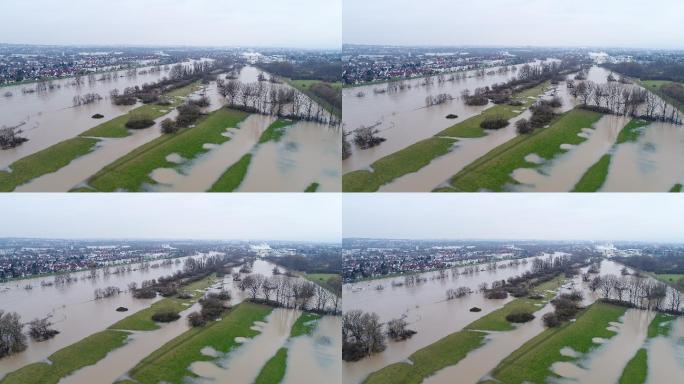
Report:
344,194,684,242
344,0,684,49
0,194,340,242
0,0,341,48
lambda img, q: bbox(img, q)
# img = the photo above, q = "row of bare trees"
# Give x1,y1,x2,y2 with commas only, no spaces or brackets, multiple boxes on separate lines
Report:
587,273,682,313
238,273,340,314
217,78,339,126
568,79,682,124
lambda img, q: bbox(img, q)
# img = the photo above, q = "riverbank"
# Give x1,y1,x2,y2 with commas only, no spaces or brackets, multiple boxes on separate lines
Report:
362,276,564,384
343,82,548,192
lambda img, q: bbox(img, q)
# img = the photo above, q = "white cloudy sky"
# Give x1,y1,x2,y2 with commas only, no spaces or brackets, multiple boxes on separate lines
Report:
0,0,341,48
344,194,684,242
0,194,341,242
344,0,684,49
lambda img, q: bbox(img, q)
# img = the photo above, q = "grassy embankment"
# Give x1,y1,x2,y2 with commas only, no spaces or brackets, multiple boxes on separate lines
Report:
208,119,293,192
125,302,273,384
435,108,604,192
572,118,650,192
287,79,342,118
482,302,627,384
343,82,549,192
254,312,322,384
363,276,564,384
618,313,676,384
0,331,129,384
0,83,200,192
0,275,215,384
83,108,248,192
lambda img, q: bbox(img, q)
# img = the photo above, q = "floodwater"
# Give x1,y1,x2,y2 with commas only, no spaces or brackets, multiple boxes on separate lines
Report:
512,115,631,192
343,256,543,384
238,121,341,192
42,259,340,383
0,253,214,376
283,315,342,384
0,60,209,168
345,256,683,384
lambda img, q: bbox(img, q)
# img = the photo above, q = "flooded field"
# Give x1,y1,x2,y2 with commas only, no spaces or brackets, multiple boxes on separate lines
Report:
0,252,212,376
1,258,342,383
344,62,684,192
2,64,340,192
0,61,207,168
344,255,684,384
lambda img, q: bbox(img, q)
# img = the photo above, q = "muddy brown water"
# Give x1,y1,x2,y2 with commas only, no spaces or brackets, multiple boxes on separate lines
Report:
0,252,218,376
0,60,210,169
47,259,339,383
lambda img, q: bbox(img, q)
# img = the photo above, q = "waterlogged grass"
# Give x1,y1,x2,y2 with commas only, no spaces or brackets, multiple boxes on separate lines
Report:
127,302,272,384
343,83,548,192
573,119,650,192
0,137,99,191
258,119,293,144
572,154,612,192
208,153,252,192
647,313,675,338
81,83,201,138
109,275,214,331
254,347,288,384
484,302,626,384
86,108,248,191
305,182,320,192
290,312,322,338
304,273,339,292
0,330,129,384
343,137,456,192
616,119,650,144
619,348,648,384
439,108,603,192
287,79,341,117
364,330,486,384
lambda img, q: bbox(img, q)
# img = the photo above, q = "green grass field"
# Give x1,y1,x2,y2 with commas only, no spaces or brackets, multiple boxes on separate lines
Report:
438,108,604,192
0,330,129,384
127,302,272,384
619,348,648,384
254,347,288,384
343,83,548,192
290,312,322,338
208,153,252,192
0,137,99,191
303,273,340,293
85,108,248,191
483,302,626,384
258,119,294,144
109,275,214,331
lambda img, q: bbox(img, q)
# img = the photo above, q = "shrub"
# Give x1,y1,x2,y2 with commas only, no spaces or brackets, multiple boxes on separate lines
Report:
151,310,180,323
506,312,535,323
484,289,508,299
542,312,561,327
508,100,524,106
161,118,178,134
188,311,207,327
125,117,155,129
92,113,104,119
469,307,482,312
480,116,509,130
115,307,128,312
132,288,156,299
516,119,533,134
